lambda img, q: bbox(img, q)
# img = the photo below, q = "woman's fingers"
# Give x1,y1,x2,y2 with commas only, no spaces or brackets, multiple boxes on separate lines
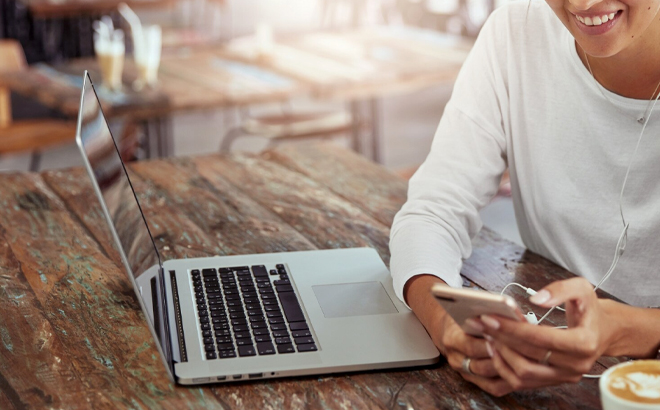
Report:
493,343,582,387
446,349,499,378
480,315,599,359
484,332,596,374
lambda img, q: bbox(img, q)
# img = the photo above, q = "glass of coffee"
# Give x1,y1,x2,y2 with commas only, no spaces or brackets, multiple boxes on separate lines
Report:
94,30,125,92
600,360,660,410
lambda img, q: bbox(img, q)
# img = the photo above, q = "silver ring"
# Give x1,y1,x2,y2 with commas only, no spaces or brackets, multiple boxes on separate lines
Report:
462,356,473,375
539,350,552,366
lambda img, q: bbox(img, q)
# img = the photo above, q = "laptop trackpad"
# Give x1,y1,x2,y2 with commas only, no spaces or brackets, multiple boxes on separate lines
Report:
312,282,399,318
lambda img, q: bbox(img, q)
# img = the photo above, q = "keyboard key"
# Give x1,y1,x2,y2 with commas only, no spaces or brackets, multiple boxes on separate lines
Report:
275,337,292,345
249,316,265,323
265,305,281,312
273,330,289,338
251,321,267,329
230,266,249,271
251,265,268,277
255,334,272,343
277,344,295,354
262,299,278,306
295,337,314,345
236,338,253,346
243,292,258,298
230,313,246,320
244,298,260,305
204,337,214,345
269,317,285,325
252,328,270,336
219,268,232,274
297,344,318,352
275,285,294,293
206,352,217,359
216,337,232,344
220,350,237,359
235,331,252,339
217,343,234,350
257,342,276,355
238,345,257,357
202,268,217,277
204,344,215,352
202,330,212,337
274,279,290,286
255,277,270,283
276,264,285,270
289,322,309,331
266,311,282,319
215,329,231,337
232,319,247,326
292,330,312,338
233,325,249,332
271,323,288,331
269,269,278,276
259,289,274,295
257,282,273,289
248,311,264,317
261,294,277,300
278,292,305,323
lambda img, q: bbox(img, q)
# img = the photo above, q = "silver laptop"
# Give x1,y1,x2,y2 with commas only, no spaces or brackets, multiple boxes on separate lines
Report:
75,71,438,385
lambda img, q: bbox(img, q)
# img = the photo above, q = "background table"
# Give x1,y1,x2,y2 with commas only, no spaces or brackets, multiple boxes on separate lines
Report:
0,142,621,409
0,26,472,160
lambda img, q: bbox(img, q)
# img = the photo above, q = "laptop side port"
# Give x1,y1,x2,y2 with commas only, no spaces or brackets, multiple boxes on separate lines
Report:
232,375,242,380
248,373,263,379
217,376,227,381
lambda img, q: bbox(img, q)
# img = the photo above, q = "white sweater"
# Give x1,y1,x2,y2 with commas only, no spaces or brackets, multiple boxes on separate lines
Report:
390,0,660,308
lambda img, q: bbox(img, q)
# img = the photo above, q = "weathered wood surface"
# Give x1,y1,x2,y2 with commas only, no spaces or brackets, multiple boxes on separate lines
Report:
0,142,616,409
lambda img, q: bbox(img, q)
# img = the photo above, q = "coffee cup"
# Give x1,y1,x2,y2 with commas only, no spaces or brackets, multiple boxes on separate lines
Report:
94,30,125,92
600,360,660,410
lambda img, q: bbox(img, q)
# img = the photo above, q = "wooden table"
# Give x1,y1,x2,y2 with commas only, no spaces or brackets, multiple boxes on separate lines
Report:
0,142,619,409
20,0,178,19
0,26,471,161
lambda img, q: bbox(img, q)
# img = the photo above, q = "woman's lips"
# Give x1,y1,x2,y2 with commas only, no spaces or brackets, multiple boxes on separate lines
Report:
573,10,622,35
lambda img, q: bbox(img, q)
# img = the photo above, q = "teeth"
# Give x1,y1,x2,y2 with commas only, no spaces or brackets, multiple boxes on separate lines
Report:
578,12,616,26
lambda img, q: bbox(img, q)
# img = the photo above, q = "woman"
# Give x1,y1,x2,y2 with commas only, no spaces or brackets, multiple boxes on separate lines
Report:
389,0,660,396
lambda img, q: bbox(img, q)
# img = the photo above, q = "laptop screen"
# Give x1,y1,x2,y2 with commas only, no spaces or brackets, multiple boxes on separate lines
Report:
76,73,161,278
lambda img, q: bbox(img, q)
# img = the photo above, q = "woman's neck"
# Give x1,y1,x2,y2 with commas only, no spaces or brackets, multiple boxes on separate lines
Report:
577,20,660,100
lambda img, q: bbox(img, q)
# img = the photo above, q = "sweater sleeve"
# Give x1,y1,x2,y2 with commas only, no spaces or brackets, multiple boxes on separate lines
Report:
389,6,512,306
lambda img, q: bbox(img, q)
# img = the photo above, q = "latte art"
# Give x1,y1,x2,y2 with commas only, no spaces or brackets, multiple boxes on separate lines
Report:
607,362,660,405
610,373,660,401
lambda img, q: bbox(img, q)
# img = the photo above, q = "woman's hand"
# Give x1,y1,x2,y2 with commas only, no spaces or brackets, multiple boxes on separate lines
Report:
478,277,618,390
405,275,514,396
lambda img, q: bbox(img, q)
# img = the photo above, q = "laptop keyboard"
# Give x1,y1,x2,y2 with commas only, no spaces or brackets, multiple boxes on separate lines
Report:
192,264,317,360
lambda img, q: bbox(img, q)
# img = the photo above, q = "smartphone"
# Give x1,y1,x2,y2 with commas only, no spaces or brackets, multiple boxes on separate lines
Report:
431,284,526,337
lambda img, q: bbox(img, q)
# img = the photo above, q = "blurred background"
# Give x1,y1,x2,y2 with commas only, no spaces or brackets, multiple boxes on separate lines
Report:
0,0,521,244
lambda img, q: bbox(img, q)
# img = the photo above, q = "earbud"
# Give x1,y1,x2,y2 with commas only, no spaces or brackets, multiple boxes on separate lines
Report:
525,312,539,325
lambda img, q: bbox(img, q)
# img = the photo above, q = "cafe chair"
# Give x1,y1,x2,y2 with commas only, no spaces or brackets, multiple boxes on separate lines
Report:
0,40,77,171
219,109,353,153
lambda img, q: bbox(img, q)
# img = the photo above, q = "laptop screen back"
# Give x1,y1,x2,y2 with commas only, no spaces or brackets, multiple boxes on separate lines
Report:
75,72,174,381
76,73,161,277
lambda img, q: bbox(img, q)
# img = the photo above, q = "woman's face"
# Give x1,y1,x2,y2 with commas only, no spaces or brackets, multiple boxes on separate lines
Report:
546,0,660,57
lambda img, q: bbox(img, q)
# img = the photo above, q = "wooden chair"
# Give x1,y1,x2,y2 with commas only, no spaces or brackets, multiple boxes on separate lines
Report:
0,40,77,171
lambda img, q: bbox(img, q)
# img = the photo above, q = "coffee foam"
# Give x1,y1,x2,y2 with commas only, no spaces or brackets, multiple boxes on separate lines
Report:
607,362,660,404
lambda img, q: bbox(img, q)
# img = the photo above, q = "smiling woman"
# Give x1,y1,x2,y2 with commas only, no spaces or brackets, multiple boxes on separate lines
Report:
389,0,660,397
